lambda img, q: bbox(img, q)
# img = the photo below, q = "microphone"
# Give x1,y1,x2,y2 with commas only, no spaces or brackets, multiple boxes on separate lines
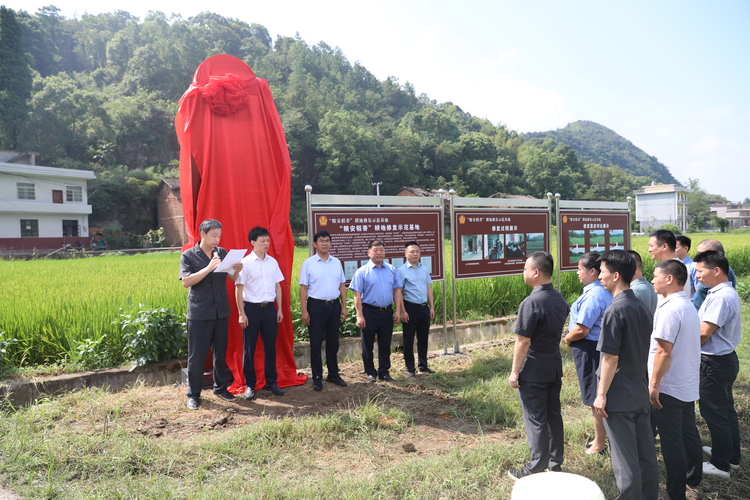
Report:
212,247,219,259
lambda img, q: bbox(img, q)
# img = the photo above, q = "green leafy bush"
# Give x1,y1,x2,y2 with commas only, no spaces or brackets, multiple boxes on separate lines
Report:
76,333,126,370
736,281,750,303
114,306,187,370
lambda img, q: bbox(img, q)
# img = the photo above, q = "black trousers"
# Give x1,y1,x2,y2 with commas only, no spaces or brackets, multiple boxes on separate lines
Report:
307,298,341,380
652,393,702,500
402,301,431,372
186,317,233,398
603,404,659,500
360,305,393,377
700,351,741,471
518,379,564,473
242,302,278,389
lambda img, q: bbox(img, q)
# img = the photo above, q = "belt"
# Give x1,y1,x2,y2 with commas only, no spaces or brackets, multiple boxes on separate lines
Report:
363,303,392,311
245,301,272,307
308,297,339,305
404,300,429,308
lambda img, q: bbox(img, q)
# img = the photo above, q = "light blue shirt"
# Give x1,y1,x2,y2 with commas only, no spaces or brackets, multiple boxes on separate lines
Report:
699,281,742,356
569,281,612,342
349,261,402,308
299,253,345,301
397,261,432,304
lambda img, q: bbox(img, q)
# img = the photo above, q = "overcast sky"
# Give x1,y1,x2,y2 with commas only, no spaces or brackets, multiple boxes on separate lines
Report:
7,0,750,201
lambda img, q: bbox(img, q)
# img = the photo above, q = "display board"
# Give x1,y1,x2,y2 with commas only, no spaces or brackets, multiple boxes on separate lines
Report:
311,209,444,281
558,210,631,271
452,210,550,279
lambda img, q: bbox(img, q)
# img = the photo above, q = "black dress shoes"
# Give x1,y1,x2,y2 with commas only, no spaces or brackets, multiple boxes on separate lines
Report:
266,383,284,396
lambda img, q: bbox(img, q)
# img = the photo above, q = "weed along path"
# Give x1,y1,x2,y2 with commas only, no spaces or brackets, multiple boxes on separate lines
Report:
2,335,750,499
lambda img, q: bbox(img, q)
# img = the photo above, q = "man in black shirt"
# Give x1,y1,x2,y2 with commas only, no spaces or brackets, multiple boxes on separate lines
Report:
179,219,242,410
508,252,570,480
594,250,658,500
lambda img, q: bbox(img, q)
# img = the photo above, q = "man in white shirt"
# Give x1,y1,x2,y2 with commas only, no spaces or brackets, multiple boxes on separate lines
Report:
694,250,742,479
648,259,703,500
236,226,285,398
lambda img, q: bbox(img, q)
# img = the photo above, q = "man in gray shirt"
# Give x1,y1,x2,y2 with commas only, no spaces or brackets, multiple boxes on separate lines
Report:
627,250,657,316
694,250,742,478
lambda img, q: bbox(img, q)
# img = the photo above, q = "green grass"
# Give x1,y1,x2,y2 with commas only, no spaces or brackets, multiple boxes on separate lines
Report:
2,302,750,499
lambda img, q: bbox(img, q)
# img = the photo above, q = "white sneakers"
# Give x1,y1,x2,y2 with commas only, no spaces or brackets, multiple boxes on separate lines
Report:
702,461,730,479
702,446,739,471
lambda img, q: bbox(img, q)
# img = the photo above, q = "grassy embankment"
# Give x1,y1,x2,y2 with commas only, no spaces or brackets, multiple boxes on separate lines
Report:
0,305,749,499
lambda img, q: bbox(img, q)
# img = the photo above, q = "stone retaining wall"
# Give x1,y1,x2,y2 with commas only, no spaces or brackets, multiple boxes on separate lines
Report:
1,316,515,408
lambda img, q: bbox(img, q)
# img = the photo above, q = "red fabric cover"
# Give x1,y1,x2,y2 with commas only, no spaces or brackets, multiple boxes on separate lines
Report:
176,54,306,392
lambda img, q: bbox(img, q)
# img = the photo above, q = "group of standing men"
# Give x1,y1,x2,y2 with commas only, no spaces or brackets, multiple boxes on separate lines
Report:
508,229,741,500
180,220,436,410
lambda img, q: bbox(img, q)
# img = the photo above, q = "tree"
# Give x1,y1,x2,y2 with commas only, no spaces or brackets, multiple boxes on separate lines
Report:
0,6,32,148
518,138,586,199
687,178,710,232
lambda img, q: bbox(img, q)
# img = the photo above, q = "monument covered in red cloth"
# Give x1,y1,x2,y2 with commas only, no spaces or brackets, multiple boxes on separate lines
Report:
175,54,306,391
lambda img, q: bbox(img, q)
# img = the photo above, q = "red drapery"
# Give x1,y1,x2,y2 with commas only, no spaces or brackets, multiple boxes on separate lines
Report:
175,54,306,392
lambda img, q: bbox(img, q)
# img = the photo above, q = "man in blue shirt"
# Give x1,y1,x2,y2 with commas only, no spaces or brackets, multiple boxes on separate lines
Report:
299,231,348,391
349,240,403,382
397,241,435,377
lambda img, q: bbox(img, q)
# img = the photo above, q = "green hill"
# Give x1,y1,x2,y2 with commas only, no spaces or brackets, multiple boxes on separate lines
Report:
523,120,679,185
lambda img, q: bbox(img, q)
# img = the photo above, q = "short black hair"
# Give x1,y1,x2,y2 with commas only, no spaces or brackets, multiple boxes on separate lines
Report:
694,250,730,276
626,250,644,270
598,250,636,283
199,219,222,233
579,252,601,272
248,226,269,242
313,230,331,243
675,235,691,250
650,229,676,252
368,240,385,249
404,240,420,248
528,251,554,278
654,259,688,287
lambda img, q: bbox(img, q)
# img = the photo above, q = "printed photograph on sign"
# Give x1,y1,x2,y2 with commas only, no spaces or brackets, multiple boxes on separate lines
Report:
505,234,525,258
485,234,504,260
344,261,358,280
570,245,585,263
569,230,585,246
526,233,545,254
589,230,605,252
422,256,433,273
609,229,624,250
461,234,482,261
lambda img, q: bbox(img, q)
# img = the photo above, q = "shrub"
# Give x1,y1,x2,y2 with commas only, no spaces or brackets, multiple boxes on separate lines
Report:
114,306,187,370
658,223,682,236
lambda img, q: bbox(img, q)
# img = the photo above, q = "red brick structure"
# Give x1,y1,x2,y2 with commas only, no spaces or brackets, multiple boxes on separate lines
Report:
157,177,187,247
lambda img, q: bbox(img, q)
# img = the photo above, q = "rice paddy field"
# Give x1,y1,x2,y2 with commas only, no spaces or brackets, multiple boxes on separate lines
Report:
1,232,749,370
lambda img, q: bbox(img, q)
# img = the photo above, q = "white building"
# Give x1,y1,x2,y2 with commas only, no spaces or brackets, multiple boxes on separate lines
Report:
633,183,690,233
711,203,750,228
0,153,95,250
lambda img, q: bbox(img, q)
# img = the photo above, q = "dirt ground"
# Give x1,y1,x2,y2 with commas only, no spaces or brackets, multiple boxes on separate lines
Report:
110,340,517,450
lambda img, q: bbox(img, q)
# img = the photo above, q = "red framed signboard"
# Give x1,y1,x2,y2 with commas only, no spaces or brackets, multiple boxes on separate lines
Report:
311,209,444,282
559,210,631,271
453,210,550,279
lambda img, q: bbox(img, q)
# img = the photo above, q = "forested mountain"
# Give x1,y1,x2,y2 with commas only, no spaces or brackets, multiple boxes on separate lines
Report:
0,7,673,234
524,121,679,185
